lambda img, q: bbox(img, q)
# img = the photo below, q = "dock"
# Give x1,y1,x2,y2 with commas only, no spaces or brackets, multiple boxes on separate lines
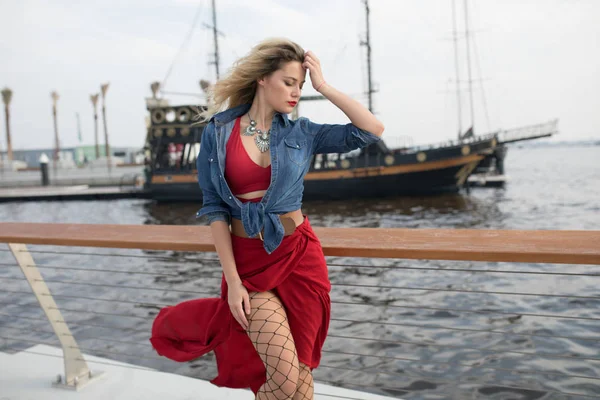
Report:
1,344,396,400
0,185,149,202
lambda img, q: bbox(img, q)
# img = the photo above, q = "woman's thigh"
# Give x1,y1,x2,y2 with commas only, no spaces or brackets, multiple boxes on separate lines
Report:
247,291,300,394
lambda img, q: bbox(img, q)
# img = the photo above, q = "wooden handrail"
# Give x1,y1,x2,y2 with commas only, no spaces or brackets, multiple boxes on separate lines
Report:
0,222,598,265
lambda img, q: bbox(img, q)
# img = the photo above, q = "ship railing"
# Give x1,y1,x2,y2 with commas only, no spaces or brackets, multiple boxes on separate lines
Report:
0,223,599,398
399,132,498,154
496,119,559,144
311,134,499,171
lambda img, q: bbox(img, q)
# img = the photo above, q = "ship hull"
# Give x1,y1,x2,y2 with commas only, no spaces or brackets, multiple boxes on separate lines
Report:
146,154,484,202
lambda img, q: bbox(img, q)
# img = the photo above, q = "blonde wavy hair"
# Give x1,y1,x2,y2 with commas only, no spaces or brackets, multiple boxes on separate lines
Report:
198,38,305,122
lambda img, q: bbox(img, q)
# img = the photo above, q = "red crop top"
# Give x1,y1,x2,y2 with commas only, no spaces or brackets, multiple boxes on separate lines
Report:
225,118,271,203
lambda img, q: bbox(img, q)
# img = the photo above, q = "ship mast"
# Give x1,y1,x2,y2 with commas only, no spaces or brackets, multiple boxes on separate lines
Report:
451,0,463,139
361,0,374,113
464,0,475,136
210,0,220,80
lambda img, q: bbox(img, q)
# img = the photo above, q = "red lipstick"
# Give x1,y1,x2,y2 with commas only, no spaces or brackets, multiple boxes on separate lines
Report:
287,101,297,107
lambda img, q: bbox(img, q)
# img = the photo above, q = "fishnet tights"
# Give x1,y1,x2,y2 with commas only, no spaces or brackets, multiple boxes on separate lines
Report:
247,291,314,400
294,363,314,400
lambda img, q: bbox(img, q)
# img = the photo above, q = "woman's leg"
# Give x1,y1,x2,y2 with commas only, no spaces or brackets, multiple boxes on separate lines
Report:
247,291,300,400
293,363,314,400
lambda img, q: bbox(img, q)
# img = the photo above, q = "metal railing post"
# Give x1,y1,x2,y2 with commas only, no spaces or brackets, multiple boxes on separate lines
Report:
9,243,104,390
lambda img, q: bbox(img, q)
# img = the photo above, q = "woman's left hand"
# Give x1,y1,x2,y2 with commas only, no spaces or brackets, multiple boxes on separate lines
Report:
303,51,326,91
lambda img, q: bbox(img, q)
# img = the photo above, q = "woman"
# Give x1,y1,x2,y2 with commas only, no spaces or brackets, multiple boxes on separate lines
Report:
150,38,384,400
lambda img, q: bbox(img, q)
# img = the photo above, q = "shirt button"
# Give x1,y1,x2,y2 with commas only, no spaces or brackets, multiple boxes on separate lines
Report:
228,196,232,199
296,145,300,148
209,158,213,161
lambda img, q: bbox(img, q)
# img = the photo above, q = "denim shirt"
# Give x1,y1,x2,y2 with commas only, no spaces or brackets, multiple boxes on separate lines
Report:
196,103,381,254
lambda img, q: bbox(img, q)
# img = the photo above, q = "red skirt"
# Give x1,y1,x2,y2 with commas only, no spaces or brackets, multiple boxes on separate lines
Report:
149,217,331,394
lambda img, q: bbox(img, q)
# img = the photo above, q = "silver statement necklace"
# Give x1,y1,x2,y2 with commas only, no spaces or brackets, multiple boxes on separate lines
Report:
242,114,271,153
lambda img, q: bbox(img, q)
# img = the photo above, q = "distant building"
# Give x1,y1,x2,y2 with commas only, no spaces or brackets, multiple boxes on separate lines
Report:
0,146,143,168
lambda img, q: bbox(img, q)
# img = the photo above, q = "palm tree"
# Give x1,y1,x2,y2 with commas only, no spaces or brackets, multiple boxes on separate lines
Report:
90,93,100,158
150,82,160,99
100,82,111,171
199,79,211,94
51,91,60,171
1,87,13,164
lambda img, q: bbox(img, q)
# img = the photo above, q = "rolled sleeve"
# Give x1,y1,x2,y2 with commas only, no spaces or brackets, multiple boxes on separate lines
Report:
196,206,230,225
195,123,231,225
304,118,381,154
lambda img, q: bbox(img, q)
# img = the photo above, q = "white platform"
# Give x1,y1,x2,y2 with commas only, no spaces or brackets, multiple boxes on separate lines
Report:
467,173,508,187
0,345,398,400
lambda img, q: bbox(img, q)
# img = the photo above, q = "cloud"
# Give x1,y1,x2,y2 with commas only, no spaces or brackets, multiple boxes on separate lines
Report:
1,0,599,152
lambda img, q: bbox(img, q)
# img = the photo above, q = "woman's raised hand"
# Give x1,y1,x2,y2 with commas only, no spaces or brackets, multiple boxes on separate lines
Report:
303,50,326,91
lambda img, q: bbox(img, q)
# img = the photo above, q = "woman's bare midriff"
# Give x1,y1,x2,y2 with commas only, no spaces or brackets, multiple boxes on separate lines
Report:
235,190,304,227
236,189,267,201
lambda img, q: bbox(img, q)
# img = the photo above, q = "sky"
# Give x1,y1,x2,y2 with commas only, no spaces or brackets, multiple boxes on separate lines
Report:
1,0,599,152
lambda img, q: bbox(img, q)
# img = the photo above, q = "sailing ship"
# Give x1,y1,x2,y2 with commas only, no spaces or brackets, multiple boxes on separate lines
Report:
142,0,551,202
446,0,558,187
